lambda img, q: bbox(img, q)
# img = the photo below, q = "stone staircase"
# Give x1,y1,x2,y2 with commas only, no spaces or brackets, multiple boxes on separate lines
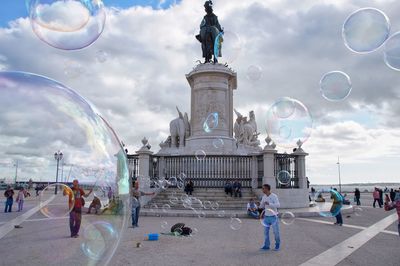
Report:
141,188,258,218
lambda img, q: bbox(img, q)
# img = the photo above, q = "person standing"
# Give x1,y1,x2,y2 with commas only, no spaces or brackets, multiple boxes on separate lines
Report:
16,187,25,212
131,181,155,228
331,188,343,226
379,188,383,206
184,180,194,195
259,184,280,251
390,189,396,202
4,186,14,213
224,181,233,197
66,179,92,238
373,188,382,208
354,188,361,206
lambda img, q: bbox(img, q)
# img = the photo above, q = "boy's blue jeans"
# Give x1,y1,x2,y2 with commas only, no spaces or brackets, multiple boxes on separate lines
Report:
263,215,280,248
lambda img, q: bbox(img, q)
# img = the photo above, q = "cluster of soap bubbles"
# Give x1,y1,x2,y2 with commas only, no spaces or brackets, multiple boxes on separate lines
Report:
259,208,296,227
342,7,400,72
214,31,242,64
266,97,313,149
0,71,129,265
313,189,343,218
26,0,106,50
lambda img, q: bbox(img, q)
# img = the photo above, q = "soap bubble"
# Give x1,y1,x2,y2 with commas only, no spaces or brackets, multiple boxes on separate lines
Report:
230,218,242,230
189,227,199,237
160,221,168,229
162,204,171,213
271,97,296,119
315,189,343,217
195,150,206,160
203,201,212,209
277,170,291,185
260,209,278,227
320,71,352,101
203,112,218,133
169,196,179,205
211,202,219,210
212,138,224,149
40,183,74,218
214,31,242,64
217,210,225,217
168,176,178,186
281,212,295,225
81,221,118,261
196,210,206,219
28,0,106,50
266,97,313,149
177,180,184,190
342,8,390,53
246,65,262,81
0,71,129,265
354,207,363,217
96,50,108,63
64,60,84,79
383,31,400,71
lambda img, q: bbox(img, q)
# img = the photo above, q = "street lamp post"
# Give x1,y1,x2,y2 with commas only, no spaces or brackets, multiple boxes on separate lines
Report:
337,156,342,194
54,151,63,194
13,160,18,186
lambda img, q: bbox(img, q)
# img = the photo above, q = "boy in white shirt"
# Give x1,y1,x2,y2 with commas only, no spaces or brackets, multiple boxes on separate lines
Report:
259,184,280,251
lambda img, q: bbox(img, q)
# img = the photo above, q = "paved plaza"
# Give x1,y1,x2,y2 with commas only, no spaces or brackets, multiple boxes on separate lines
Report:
0,193,398,266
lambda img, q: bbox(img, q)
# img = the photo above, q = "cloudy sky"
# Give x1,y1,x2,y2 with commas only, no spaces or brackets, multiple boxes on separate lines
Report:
0,0,399,185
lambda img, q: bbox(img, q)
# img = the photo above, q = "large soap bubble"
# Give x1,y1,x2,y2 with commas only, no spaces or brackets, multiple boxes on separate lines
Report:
266,97,313,149
383,31,400,71
320,71,352,101
214,31,242,64
0,71,129,265
27,0,106,50
342,8,390,54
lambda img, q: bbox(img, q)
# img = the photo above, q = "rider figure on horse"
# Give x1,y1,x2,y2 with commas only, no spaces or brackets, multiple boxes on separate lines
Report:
196,1,223,63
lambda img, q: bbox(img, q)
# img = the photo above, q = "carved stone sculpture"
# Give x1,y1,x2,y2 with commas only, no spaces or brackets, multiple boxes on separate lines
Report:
161,107,190,149
233,109,260,147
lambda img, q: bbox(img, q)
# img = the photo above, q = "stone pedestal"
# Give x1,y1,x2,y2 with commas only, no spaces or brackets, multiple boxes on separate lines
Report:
184,63,237,155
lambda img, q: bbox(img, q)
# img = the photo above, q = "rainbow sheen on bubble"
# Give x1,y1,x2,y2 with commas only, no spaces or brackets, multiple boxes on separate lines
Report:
260,208,278,227
0,71,129,265
342,8,391,54
230,217,242,230
40,183,74,218
214,31,242,64
203,112,219,133
81,221,119,261
314,189,343,218
281,212,295,225
266,97,313,149
277,170,291,185
383,31,400,71
320,71,352,101
28,0,106,50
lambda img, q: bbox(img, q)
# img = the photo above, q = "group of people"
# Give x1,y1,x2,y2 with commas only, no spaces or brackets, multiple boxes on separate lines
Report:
3,186,30,212
224,180,242,198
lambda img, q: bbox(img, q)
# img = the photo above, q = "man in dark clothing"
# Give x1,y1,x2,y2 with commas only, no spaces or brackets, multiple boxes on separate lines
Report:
4,186,14,212
354,188,361,206
390,189,396,202
233,180,242,198
379,188,383,206
184,180,194,195
224,181,233,197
